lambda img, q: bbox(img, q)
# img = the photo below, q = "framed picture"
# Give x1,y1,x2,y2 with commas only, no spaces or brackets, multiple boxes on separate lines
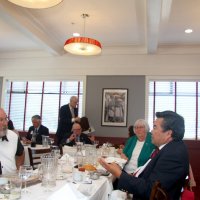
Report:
101,88,128,126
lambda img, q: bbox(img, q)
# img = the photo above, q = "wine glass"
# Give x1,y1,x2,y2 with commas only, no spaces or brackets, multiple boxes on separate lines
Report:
93,140,99,148
49,138,54,146
18,165,33,193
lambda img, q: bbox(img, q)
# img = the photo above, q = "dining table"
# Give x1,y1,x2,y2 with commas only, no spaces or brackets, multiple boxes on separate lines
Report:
20,171,113,200
20,145,125,200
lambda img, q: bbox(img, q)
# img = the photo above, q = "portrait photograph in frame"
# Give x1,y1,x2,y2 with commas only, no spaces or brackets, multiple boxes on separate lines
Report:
101,88,128,127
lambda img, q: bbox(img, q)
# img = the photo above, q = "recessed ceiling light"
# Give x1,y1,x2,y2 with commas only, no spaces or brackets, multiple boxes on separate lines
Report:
185,29,193,34
73,33,80,37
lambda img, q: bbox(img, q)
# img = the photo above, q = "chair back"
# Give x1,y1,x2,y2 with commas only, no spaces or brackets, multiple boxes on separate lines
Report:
28,147,51,169
150,181,168,200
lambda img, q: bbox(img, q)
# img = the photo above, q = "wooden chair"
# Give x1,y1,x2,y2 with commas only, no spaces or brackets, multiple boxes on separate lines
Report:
150,181,168,200
28,147,51,169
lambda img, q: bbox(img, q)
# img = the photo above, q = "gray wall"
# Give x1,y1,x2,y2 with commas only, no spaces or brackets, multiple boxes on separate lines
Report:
85,76,146,137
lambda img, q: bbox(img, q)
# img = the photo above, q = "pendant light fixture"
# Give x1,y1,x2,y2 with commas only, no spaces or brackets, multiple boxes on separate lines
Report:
8,0,63,9
64,14,102,56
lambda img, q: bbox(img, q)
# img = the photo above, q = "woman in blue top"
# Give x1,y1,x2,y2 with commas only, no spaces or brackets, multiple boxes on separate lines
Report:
120,119,155,174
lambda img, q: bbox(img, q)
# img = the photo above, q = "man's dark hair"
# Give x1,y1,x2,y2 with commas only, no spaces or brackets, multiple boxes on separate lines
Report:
156,110,185,141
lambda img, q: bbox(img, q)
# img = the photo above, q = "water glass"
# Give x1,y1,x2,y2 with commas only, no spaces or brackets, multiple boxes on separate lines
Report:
51,146,60,159
9,176,22,199
42,136,49,147
18,165,33,193
39,154,57,190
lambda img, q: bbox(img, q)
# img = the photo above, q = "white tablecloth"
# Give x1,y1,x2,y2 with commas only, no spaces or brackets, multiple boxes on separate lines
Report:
20,175,113,200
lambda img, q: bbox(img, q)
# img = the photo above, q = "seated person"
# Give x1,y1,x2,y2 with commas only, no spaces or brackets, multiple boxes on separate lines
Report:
80,116,95,140
99,111,189,199
62,122,95,146
0,108,24,174
23,115,49,144
119,119,155,174
112,119,155,190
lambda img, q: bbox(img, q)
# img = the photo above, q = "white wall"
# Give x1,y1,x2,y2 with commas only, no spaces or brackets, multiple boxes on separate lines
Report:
0,54,200,79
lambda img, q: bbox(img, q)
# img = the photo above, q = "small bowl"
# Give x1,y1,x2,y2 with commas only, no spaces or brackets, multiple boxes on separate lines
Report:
89,171,100,180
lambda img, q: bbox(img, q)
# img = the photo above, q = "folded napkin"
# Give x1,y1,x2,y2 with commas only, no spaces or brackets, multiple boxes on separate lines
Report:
76,182,95,196
48,183,88,200
109,190,127,200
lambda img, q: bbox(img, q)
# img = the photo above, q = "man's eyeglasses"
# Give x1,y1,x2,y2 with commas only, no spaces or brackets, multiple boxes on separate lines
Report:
73,128,81,131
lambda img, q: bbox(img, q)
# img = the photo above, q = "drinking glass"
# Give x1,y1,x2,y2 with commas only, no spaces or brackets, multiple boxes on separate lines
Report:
101,144,110,158
51,146,60,159
93,140,99,148
18,165,33,193
49,138,54,146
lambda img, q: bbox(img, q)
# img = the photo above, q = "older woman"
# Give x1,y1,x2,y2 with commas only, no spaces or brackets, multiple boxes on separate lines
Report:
120,119,155,174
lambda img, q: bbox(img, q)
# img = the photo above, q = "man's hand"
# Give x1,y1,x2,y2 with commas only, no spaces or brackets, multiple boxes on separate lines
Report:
98,158,122,178
74,117,81,122
21,137,31,144
69,133,76,142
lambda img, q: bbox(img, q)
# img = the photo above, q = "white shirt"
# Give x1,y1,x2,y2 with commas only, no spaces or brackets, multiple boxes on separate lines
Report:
124,140,145,174
0,130,18,174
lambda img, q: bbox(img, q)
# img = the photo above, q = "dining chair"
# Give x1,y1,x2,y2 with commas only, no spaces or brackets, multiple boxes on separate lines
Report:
150,181,168,200
28,147,51,169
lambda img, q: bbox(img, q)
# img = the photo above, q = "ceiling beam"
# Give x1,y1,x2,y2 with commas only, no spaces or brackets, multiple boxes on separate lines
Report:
0,1,63,56
146,0,162,54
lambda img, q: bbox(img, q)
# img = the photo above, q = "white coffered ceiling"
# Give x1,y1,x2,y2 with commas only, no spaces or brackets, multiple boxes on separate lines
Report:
0,0,200,57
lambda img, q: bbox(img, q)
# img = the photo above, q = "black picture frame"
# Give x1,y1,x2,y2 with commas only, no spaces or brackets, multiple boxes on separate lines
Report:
101,88,128,127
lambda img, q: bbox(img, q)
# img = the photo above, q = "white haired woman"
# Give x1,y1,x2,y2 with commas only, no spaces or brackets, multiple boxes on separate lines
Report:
120,119,155,174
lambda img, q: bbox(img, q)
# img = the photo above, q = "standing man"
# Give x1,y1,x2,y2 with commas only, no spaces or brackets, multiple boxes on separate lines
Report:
0,108,24,174
99,110,189,200
56,96,80,145
24,115,49,144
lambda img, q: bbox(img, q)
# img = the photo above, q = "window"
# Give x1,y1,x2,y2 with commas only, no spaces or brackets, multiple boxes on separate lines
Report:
4,81,83,132
148,80,199,140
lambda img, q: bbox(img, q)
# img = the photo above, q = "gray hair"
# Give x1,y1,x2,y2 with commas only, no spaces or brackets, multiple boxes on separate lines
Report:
134,119,150,132
32,115,41,121
70,96,78,102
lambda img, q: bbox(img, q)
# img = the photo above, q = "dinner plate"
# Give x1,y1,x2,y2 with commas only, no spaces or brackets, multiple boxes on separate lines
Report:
105,157,127,165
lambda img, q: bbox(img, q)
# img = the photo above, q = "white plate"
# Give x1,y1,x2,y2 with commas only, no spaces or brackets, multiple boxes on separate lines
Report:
105,157,127,167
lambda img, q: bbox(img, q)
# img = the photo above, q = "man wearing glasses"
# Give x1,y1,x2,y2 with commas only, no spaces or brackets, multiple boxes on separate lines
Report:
63,122,94,146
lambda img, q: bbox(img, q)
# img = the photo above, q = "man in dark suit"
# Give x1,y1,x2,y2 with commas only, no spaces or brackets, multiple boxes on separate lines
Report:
99,111,189,200
56,96,80,145
25,115,49,144
62,122,94,146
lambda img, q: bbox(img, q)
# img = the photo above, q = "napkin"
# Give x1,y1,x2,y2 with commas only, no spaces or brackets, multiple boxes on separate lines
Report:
48,183,87,200
76,182,95,196
109,190,127,200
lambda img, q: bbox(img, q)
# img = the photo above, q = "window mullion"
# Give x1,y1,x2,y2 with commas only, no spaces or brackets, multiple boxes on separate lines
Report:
40,81,45,120
23,82,28,131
